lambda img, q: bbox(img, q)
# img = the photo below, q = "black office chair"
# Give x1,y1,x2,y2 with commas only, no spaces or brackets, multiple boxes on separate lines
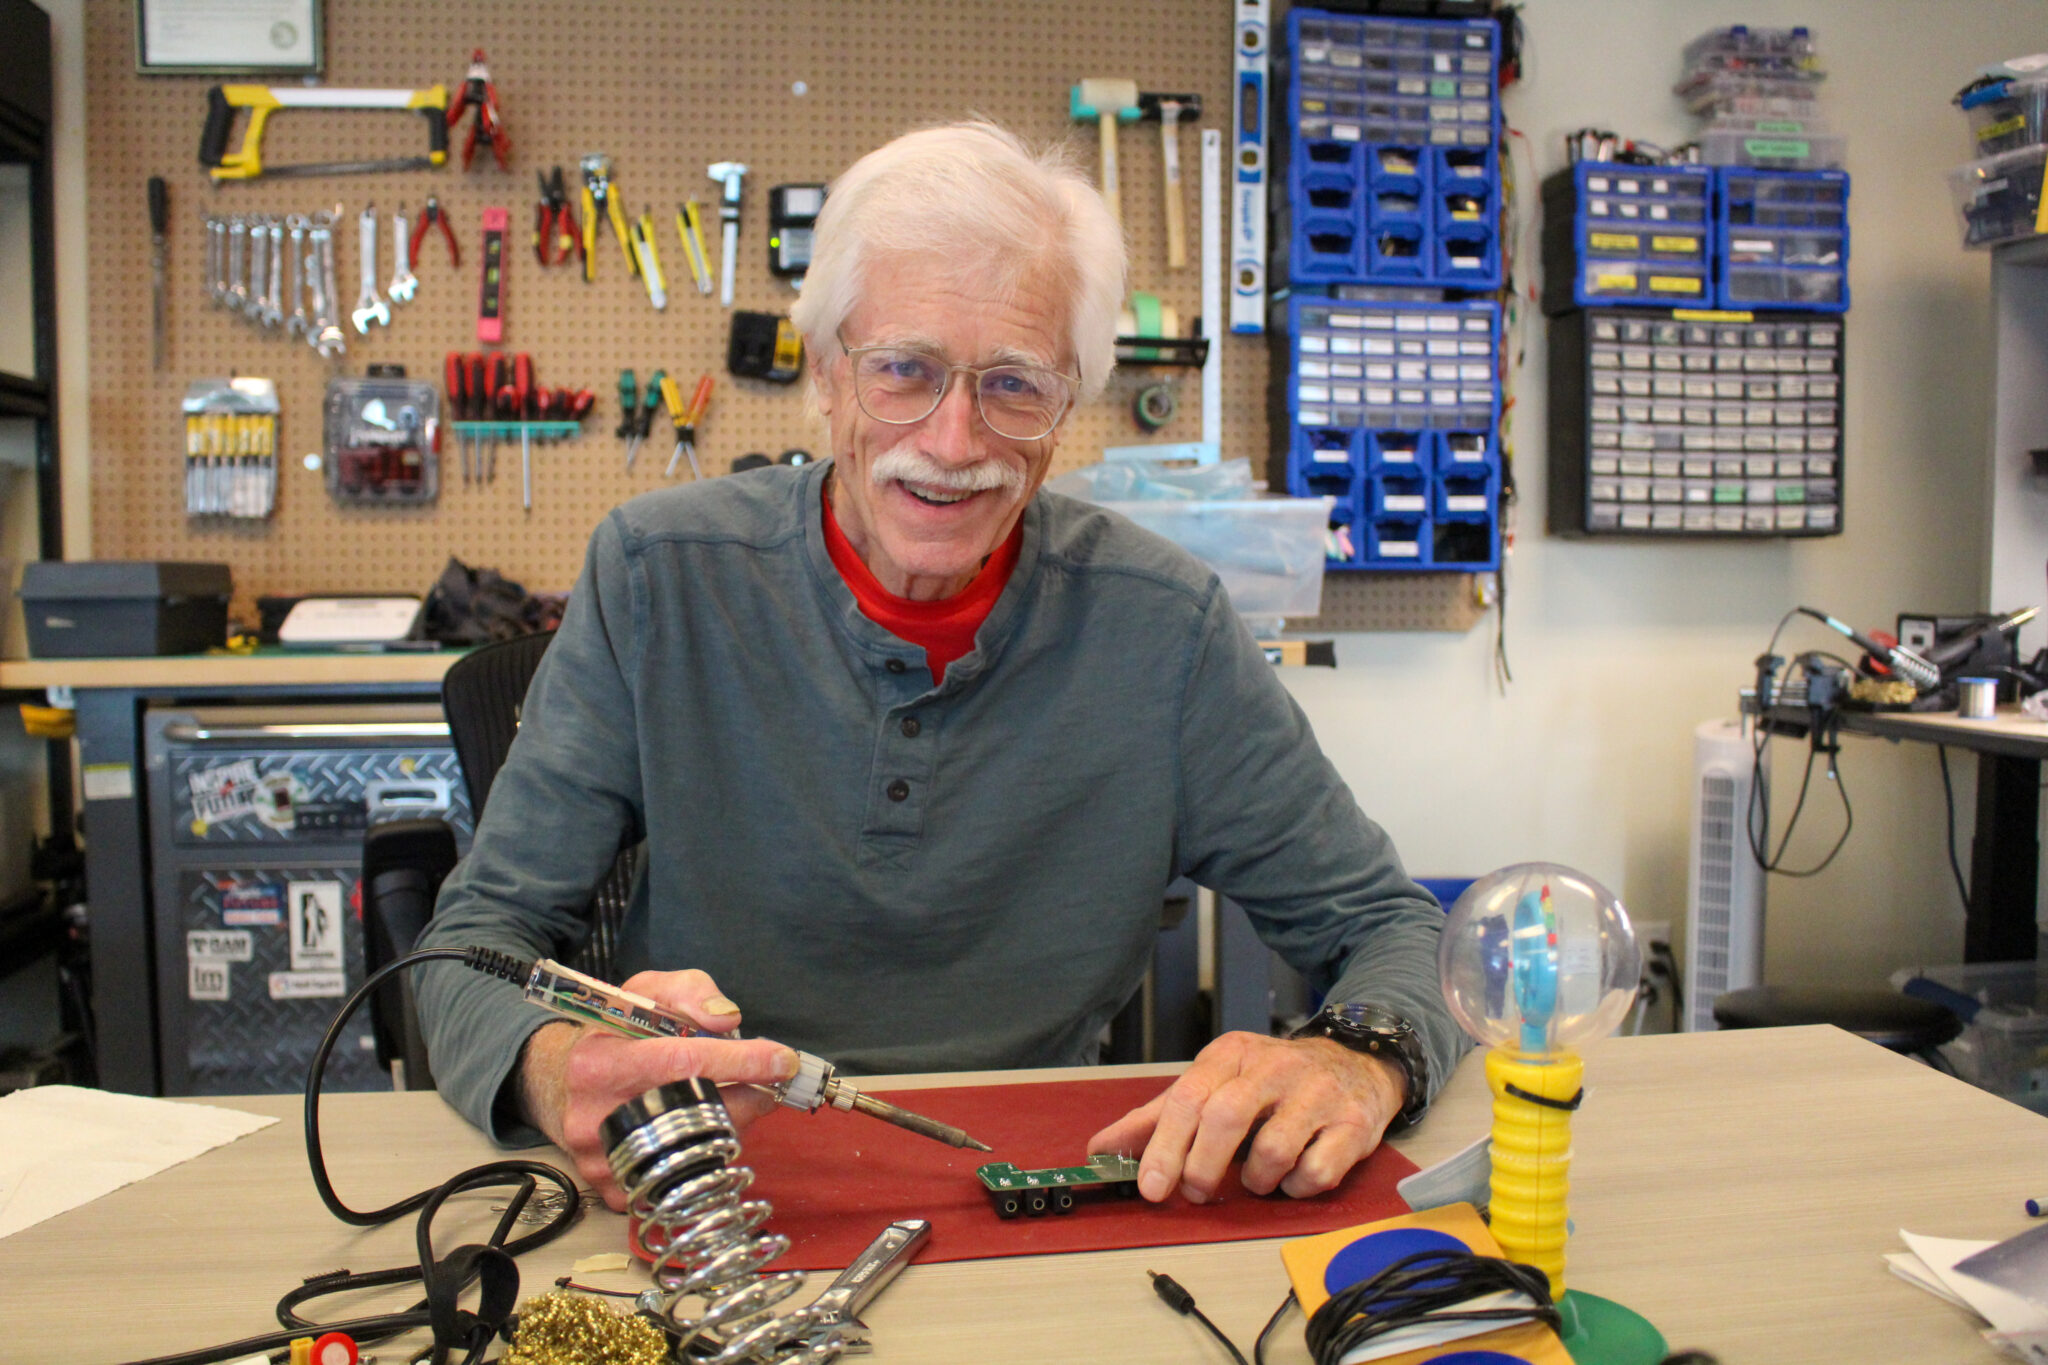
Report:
361,630,641,1089
1711,984,1963,1056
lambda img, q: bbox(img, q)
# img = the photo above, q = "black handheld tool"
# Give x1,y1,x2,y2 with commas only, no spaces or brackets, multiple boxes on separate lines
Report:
149,175,168,370
768,183,826,277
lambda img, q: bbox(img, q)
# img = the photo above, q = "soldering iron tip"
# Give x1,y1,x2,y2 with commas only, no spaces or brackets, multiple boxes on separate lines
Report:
965,1136,994,1153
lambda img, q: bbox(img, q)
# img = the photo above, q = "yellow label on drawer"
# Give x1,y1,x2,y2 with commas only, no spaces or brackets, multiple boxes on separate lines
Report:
1672,309,1754,321
1651,235,1697,253
1648,274,1704,294
1976,115,2024,143
1594,271,1639,291
1589,232,1639,251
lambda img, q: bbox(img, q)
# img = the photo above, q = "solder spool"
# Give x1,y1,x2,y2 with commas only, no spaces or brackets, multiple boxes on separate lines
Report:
603,1079,845,1364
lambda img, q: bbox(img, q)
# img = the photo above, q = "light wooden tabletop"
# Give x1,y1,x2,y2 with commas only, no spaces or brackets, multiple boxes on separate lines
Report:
5,1027,2043,1364
0,650,459,692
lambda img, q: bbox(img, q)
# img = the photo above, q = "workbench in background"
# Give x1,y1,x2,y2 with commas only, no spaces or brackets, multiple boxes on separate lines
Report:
0,650,457,1095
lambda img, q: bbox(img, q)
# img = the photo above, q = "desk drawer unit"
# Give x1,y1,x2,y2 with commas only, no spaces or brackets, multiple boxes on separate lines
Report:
144,705,475,1095
1547,307,1844,538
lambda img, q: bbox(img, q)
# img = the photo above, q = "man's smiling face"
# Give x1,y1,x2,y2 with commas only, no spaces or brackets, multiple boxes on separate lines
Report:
816,254,1072,602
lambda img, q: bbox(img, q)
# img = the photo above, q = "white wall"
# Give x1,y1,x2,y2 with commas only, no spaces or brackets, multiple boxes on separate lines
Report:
1286,0,2048,987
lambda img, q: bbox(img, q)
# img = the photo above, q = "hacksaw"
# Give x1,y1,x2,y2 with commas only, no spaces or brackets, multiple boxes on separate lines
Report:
199,84,450,182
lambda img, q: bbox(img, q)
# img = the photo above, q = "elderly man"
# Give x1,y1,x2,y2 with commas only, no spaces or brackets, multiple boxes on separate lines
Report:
415,121,1462,1211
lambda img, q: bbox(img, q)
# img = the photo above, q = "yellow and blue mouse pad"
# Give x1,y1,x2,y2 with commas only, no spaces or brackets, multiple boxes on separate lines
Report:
1278,1203,1573,1365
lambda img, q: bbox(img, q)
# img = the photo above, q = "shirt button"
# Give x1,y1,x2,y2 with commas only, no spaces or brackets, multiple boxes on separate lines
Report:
887,779,910,802
885,658,907,674
900,717,921,738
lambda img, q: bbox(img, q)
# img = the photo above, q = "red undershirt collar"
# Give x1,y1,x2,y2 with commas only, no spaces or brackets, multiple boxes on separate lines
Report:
822,480,1023,685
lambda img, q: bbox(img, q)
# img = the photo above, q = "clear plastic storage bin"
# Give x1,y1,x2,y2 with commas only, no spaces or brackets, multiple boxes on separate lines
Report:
1680,25,1824,80
1893,961,2048,1113
1096,498,1334,618
1948,145,2047,248
1699,127,1846,170
1957,73,2048,156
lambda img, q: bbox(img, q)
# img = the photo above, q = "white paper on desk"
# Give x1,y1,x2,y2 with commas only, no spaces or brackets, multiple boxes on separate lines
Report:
1902,1231,2048,1336
1887,1249,1977,1308
0,1085,275,1239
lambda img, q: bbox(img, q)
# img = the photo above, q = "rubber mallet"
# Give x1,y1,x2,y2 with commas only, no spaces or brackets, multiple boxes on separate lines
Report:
1138,92,1202,268
1071,78,1142,232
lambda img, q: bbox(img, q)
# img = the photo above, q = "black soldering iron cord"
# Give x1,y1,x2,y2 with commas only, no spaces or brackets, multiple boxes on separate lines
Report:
116,948,584,1365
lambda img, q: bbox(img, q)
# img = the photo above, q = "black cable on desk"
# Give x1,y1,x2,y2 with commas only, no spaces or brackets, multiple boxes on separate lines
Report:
119,948,583,1365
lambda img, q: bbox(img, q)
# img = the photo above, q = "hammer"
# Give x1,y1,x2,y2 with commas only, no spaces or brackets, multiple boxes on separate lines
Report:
1138,92,1201,268
1070,78,1141,233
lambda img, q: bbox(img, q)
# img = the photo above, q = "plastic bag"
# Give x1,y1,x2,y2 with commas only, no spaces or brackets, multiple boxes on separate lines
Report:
1045,457,1256,504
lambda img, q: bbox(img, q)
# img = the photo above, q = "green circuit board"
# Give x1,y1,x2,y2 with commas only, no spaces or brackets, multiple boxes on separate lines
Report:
977,1155,1143,1217
976,1154,1141,1190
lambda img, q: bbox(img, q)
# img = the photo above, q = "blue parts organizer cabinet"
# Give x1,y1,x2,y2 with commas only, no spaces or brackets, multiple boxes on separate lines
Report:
1543,165,1849,316
1270,8,1506,574
1543,163,1849,538
1278,295,1502,570
1280,9,1502,290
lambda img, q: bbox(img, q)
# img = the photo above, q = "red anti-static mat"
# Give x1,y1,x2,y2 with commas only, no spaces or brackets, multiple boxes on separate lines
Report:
725,1075,1418,1270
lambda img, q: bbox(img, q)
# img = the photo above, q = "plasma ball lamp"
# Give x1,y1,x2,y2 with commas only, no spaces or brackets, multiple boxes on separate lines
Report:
1438,862,1666,1365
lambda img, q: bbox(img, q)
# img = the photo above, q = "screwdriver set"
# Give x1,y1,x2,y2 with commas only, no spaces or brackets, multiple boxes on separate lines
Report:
182,378,279,520
444,351,596,508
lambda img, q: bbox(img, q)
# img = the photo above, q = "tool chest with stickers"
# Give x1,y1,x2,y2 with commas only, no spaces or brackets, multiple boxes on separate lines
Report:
143,704,475,1095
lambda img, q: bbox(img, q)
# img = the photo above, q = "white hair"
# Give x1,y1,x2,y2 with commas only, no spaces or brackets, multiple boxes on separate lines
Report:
791,121,1126,405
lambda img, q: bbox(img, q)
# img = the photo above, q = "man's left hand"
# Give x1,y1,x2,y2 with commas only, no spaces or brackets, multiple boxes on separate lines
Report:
1085,1033,1408,1203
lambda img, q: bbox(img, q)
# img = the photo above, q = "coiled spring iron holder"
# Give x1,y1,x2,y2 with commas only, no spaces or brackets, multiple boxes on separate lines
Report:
604,1079,846,1364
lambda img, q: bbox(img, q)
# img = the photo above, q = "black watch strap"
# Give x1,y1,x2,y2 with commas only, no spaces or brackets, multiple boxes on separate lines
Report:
1290,1004,1431,1133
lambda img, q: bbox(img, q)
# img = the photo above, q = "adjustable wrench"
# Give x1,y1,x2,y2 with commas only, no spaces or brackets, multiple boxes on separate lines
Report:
226,216,249,311
285,215,309,338
244,215,269,319
259,218,285,327
388,203,418,303
803,1218,931,1354
351,204,390,332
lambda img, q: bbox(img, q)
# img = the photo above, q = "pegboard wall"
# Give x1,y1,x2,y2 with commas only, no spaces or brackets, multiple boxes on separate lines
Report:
82,0,1485,633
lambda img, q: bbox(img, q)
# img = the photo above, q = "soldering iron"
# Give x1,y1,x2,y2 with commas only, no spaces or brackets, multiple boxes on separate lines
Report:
463,947,993,1152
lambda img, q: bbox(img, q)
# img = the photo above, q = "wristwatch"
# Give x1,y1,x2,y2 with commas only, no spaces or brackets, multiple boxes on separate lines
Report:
1289,1002,1432,1133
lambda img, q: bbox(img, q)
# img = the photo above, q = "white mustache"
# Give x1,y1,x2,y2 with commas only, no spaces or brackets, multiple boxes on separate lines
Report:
868,443,1025,496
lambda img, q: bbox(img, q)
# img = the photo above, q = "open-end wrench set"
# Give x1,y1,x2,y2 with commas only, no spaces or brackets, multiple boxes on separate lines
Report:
203,204,422,359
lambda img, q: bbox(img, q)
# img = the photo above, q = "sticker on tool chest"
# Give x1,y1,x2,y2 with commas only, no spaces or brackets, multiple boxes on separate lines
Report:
221,880,286,926
288,879,344,971
188,929,253,962
189,759,262,827
188,958,231,1002
269,970,346,999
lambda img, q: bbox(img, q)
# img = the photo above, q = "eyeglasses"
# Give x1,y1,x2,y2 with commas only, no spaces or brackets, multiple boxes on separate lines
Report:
838,330,1078,441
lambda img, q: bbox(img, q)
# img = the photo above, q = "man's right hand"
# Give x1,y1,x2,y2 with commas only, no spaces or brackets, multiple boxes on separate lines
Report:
517,968,800,1210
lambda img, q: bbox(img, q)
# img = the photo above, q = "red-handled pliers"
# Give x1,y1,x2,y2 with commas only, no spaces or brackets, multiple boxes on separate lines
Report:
534,167,581,267
447,49,509,172
409,196,460,271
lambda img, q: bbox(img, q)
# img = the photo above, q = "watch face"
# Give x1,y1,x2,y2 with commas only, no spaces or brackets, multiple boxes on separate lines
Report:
1326,1002,1413,1039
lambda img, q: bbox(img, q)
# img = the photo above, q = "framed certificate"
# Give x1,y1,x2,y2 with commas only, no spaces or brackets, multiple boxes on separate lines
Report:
136,0,323,76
